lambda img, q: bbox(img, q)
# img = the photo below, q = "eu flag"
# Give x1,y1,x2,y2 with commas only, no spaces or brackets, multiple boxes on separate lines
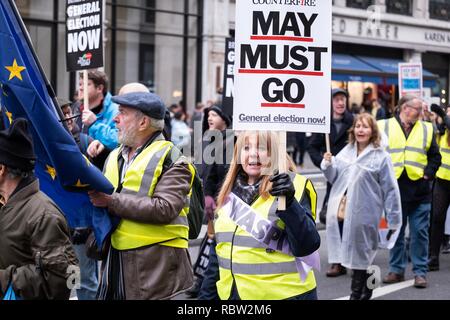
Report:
0,0,115,246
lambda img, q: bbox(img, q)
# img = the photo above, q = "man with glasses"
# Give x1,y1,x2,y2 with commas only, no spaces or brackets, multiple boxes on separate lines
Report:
378,95,441,289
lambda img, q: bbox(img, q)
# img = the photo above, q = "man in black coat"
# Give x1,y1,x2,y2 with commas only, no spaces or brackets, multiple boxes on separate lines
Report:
307,88,354,277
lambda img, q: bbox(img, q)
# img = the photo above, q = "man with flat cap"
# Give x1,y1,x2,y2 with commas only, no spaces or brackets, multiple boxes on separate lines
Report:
89,89,195,300
0,119,78,300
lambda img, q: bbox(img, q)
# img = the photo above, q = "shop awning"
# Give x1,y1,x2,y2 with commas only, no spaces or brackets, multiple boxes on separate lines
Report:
332,54,438,88
332,54,383,83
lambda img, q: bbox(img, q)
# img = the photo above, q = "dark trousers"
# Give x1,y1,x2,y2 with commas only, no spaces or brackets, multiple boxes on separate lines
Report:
429,178,450,257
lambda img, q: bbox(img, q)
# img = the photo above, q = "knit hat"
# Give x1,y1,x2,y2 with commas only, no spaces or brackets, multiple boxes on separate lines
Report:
202,104,232,133
0,118,36,171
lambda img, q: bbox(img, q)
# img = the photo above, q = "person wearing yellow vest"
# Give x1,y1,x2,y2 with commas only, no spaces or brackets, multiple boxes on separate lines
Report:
198,131,320,300
321,113,402,300
428,104,450,271
88,84,194,299
379,95,441,289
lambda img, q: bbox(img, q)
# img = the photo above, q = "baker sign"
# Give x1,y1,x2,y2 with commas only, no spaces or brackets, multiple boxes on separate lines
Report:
233,0,332,134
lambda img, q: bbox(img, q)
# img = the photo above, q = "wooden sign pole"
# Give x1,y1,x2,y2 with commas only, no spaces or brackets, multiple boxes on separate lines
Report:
83,70,89,130
278,131,287,211
325,133,331,153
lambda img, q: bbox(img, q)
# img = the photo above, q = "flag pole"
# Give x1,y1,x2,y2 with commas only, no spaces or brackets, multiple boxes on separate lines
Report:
7,0,68,131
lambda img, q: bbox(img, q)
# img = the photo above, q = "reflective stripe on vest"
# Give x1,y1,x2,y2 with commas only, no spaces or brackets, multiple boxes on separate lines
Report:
437,130,450,181
378,118,432,181
214,173,317,300
104,138,193,250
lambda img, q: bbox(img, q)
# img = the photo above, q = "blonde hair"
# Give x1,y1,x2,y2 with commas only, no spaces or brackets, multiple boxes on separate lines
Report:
348,113,381,148
216,131,297,208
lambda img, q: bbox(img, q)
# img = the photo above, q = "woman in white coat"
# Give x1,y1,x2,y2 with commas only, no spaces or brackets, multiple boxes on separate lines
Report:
321,113,402,300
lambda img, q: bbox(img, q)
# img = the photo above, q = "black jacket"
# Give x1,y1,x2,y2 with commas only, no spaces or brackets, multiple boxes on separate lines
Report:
308,110,354,168
203,130,235,198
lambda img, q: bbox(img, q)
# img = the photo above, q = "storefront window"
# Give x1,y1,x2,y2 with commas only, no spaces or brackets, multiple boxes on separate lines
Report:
430,0,450,21
386,0,412,16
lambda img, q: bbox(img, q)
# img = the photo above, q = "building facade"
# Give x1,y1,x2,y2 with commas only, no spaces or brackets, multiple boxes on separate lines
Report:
16,0,450,114
16,0,203,112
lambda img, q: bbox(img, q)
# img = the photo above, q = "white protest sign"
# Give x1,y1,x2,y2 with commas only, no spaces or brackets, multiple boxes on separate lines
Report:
398,62,423,98
233,0,332,133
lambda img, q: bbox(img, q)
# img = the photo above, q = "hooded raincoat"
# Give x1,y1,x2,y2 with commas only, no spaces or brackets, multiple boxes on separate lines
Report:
321,143,402,270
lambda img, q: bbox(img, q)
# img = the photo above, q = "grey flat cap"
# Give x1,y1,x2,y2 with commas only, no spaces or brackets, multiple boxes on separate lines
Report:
112,92,166,120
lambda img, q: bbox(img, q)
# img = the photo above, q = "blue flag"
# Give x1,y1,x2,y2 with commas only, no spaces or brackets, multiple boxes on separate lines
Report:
0,0,115,246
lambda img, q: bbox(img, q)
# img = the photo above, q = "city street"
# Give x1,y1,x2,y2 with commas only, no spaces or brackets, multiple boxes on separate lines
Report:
182,154,450,301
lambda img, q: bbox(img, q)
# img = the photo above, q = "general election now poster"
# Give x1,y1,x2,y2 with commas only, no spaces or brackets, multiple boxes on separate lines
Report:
233,0,332,133
66,0,104,71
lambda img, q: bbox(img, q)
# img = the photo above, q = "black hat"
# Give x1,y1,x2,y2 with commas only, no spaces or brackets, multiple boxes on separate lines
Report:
202,104,232,133
112,92,167,120
0,118,36,171
332,88,348,98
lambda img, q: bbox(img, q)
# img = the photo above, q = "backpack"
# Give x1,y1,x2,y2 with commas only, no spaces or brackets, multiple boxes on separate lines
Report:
167,146,205,240
187,169,205,239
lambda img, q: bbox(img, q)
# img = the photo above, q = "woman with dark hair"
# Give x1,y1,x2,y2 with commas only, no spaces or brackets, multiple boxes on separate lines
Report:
321,113,402,300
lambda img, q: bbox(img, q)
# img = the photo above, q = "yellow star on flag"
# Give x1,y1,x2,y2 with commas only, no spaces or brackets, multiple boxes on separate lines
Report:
6,111,13,124
46,165,57,180
82,155,92,167
5,59,26,81
74,180,89,188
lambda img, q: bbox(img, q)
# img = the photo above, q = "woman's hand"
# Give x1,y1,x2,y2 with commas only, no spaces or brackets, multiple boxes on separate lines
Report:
269,173,295,207
323,152,333,163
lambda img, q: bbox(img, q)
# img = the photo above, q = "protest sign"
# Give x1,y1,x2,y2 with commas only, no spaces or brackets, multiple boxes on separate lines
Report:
398,62,423,98
66,0,104,71
233,0,332,134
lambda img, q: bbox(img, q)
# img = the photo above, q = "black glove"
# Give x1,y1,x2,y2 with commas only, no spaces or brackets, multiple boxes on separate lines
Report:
386,229,396,241
269,172,295,207
70,227,92,245
431,104,446,120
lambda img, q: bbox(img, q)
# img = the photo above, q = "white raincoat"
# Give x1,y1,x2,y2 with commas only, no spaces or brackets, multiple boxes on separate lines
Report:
321,142,402,270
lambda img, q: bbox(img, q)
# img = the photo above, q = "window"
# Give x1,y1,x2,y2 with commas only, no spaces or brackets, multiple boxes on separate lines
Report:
346,0,374,9
145,0,156,24
139,44,155,91
430,0,450,21
386,0,412,15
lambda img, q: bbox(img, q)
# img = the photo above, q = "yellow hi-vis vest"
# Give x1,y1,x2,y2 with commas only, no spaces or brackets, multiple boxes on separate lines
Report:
437,130,450,181
214,173,317,300
378,118,433,180
104,137,195,250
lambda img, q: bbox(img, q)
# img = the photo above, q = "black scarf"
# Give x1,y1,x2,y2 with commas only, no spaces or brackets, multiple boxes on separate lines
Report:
232,170,263,205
